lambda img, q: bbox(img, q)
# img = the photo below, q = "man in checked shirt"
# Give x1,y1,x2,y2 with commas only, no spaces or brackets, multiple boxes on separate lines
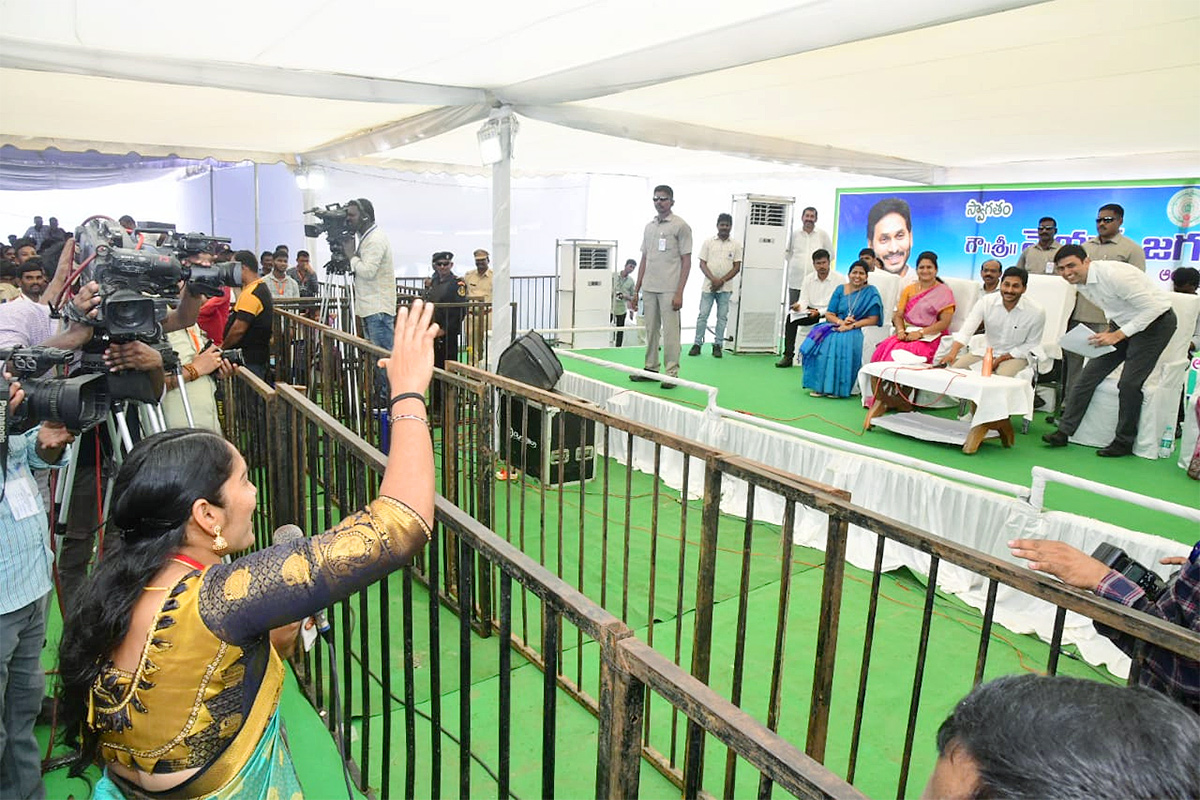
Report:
1009,537,1199,712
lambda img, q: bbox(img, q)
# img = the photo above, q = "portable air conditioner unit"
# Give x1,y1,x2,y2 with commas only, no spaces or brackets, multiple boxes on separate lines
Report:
556,239,615,349
728,194,793,353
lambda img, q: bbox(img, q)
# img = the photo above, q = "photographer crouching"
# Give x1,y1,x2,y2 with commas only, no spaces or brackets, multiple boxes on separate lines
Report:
1010,537,1199,711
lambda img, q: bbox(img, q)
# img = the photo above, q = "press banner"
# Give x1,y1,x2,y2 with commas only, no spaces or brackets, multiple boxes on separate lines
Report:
833,181,1199,287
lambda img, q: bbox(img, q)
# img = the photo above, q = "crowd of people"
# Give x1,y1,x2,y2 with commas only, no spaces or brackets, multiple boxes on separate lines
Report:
616,192,1196,461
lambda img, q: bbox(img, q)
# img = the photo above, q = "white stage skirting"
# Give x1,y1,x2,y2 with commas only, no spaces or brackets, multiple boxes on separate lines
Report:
558,372,1191,679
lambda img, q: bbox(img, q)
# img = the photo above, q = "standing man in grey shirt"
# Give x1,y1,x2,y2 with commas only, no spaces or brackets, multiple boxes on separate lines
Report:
1015,216,1060,275
630,185,692,388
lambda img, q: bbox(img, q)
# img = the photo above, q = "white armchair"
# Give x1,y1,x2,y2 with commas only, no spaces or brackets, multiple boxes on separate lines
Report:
1070,292,1200,459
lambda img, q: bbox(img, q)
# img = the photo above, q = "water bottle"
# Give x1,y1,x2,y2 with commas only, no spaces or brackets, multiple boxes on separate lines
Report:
1159,425,1174,459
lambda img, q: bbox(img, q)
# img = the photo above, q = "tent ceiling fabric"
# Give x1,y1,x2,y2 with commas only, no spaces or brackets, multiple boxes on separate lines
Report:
0,0,1196,181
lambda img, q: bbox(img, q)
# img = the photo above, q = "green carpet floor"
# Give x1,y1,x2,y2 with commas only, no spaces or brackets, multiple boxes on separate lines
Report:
478,460,1115,799
567,345,1199,545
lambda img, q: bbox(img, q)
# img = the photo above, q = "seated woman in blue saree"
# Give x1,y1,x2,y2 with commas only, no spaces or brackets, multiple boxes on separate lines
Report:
58,301,441,800
801,260,883,397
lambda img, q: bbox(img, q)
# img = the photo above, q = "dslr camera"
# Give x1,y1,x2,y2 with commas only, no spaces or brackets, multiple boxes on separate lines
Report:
1,346,109,435
304,203,354,275
1091,542,1171,601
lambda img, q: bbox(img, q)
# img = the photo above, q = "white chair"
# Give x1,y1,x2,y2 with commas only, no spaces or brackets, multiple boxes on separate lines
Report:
941,277,980,339
854,270,901,394
860,270,901,362
1070,292,1200,459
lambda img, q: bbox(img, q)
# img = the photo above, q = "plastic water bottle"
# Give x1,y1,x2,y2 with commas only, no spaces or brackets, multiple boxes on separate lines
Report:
1159,425,1175,459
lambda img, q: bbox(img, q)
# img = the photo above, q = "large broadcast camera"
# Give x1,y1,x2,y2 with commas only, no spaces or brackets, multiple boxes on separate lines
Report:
67,217,243,343
1,346,110,438
304,203,354,275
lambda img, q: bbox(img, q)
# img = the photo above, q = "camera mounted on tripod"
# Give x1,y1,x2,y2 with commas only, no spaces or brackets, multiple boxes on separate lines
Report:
304,203,354,275
67,218,243,343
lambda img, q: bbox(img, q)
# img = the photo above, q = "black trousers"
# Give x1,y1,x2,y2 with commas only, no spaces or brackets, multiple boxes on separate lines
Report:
1057,309,1177,448
612,313,627,347
781,288,820,360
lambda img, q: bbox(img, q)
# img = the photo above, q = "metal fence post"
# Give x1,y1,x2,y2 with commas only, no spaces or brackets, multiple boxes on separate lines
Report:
806,514,848,763
595,629,645,799
683,459,722,796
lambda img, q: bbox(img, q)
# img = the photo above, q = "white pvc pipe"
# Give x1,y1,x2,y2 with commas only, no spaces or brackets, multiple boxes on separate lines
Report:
555,350,720,419
534,325,646,335
1029,466,1200,522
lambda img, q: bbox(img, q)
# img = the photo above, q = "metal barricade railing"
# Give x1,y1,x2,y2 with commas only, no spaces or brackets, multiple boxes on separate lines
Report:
237,374,861,799
441,363,1200,798
260,311,1200,798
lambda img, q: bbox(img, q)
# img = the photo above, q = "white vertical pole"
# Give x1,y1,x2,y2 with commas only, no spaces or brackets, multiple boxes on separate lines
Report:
488,108,515,370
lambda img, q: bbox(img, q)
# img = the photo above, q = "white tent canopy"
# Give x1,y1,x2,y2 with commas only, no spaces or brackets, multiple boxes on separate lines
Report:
2,0,1196,182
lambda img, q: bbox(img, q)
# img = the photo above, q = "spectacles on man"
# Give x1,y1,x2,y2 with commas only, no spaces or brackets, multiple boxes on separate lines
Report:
652,196,671,202
433,260,450,266
1037,225,1056,231
1096,216,1117,224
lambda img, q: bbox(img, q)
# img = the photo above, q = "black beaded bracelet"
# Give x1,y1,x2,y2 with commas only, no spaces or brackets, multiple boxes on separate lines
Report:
389,392,427,409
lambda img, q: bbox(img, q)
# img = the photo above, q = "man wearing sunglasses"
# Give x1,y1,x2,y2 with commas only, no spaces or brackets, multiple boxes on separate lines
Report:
423,252,467,415
630,185,692,388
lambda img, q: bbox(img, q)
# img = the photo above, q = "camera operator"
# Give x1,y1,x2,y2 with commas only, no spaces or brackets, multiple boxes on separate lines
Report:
1010,537,1199,711
342,198,395,351
221,251,273,384
161,277,236,431
0,376,75,800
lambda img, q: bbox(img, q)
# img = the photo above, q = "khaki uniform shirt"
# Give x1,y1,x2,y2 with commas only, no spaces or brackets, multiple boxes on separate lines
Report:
640,213,693,294
1015,243,1058,275
464,269,493,302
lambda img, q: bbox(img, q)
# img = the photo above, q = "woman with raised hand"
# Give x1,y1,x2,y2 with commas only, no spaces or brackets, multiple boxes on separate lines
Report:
58,300,439,799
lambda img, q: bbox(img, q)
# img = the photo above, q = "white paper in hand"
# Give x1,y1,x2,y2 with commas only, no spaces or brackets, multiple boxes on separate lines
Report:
1059,324,1117,358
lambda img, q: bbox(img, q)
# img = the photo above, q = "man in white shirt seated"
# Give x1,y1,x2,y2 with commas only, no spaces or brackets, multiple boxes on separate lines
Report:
1042,244,1176,457
937,266,1044,377
777,249,841,368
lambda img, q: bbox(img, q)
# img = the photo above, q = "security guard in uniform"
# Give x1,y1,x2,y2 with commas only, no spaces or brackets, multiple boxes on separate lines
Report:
423,251,467,416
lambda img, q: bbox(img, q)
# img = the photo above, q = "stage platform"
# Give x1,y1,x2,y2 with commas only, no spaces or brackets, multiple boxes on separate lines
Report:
565,345,1198,546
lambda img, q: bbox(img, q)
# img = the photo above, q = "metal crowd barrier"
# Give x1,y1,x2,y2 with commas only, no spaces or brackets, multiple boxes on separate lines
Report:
222,369,861,799
253,316,1200,799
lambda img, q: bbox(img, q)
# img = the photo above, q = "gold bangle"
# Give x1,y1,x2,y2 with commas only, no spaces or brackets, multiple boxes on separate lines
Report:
183,364,199,382
389,413,427,425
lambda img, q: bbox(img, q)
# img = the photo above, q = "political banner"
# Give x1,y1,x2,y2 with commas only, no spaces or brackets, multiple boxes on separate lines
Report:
833,180,1200,287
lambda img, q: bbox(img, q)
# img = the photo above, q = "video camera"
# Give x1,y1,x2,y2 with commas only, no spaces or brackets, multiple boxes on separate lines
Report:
0,346,109,435
68,218,242,343
304,203,354,275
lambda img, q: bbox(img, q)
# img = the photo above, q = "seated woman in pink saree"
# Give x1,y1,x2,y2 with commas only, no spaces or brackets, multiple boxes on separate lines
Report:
870,251,956,363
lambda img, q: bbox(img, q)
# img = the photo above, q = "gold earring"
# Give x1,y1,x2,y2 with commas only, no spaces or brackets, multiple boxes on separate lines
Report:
212,524,228,553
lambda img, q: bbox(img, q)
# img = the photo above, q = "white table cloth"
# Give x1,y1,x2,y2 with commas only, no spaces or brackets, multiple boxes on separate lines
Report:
858,361,1034,426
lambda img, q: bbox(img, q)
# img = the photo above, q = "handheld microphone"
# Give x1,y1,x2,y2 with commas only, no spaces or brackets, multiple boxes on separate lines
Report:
272,523,332,641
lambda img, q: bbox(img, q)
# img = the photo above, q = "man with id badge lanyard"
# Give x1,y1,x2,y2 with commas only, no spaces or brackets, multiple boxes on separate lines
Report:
630,185,692,389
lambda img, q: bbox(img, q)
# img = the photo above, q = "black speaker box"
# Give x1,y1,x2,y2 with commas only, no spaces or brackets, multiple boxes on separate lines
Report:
496,331,563,391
